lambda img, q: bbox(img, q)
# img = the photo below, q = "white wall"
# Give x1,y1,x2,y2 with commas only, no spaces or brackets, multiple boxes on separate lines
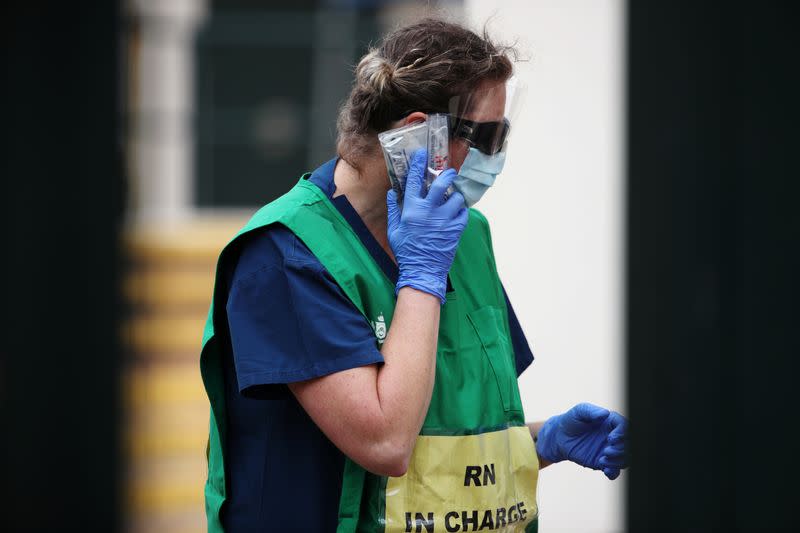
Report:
463,1,626,532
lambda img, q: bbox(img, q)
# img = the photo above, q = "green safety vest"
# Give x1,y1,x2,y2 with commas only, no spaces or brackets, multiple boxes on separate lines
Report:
200,174,540,532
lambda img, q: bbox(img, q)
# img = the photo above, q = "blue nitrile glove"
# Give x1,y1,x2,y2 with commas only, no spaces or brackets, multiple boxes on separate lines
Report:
387,149,468,304
536,403,629,480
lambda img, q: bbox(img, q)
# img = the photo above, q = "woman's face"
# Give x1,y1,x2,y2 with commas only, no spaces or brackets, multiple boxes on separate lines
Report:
448,79,507,171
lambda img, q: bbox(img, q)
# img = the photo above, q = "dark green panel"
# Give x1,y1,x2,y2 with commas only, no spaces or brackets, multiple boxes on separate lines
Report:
194,6,383,207
202,46,313,107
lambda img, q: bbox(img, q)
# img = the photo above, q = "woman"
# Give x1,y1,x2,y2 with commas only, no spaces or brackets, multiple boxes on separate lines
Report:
200,18,628,532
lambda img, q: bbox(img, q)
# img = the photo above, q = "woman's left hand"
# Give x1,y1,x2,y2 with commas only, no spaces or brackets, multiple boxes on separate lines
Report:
536,403,629,480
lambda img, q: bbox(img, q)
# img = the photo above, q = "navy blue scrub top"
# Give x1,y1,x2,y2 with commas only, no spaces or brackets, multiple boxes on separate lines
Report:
219,158,535,532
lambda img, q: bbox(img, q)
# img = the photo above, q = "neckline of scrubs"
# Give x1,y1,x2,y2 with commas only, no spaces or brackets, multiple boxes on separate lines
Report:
306,158,401,284
305,157,455,294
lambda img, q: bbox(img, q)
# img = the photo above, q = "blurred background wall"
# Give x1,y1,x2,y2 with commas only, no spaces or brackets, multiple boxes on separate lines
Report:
626,3,799,531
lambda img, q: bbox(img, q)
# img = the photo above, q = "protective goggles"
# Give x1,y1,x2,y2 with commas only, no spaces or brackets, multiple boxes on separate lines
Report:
447,76,526,155
448,116,511,156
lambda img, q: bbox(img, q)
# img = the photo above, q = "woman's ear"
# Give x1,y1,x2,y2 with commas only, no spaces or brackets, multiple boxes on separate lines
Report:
387,111,427,131
402,111,427,126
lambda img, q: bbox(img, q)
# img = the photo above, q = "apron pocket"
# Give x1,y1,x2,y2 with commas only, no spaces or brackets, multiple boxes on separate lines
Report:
467,305,515,412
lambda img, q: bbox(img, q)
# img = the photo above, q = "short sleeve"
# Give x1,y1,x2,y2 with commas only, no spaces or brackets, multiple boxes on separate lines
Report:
225,226,384,395
501,283,535,376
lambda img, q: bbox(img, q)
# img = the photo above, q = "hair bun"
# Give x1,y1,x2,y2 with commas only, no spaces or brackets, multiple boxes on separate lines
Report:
357,50,395,94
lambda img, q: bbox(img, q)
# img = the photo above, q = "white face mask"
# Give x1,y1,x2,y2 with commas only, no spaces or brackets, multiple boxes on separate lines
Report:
453,148,506,207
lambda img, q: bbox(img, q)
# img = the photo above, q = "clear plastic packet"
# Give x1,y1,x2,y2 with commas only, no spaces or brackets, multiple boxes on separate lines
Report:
425,113,451,198
378,120,427,203
378,114,453,205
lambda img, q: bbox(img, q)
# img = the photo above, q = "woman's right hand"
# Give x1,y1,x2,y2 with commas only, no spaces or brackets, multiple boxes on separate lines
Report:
387,149,468,304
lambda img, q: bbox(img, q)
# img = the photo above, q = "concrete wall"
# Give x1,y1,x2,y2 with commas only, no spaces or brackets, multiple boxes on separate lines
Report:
463,1,626,531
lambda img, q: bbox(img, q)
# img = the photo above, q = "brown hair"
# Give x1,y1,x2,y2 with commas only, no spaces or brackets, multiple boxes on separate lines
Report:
336,18,516,168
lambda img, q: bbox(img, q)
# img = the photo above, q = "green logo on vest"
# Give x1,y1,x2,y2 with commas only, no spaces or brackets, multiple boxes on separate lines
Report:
371,313,387,344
